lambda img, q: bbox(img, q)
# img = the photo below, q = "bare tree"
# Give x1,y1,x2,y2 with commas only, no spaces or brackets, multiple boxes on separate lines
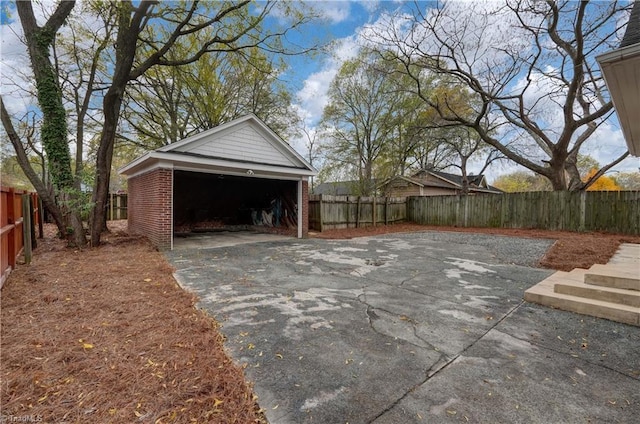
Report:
11,0,87,246
89,0,316,245
320,52,402,195
367,0,631,190
437,127,505,194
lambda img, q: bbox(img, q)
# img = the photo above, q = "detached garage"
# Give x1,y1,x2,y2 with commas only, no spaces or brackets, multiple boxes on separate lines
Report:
119,114,316,250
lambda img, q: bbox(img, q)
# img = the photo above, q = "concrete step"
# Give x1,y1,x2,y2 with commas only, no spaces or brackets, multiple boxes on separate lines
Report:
524,273,640,327
607,243,640,265
585,264,640,291
554,278,640,308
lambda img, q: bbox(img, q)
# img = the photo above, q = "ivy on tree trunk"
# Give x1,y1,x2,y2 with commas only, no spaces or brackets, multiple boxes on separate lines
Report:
15,0,87,247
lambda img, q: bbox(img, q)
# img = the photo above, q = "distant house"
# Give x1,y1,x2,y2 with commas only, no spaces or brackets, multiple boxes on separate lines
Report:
379,170,502,197
312,181,358,196
312,180,379,196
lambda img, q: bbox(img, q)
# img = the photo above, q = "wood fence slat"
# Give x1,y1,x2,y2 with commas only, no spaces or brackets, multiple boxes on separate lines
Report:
1,187,40,289
309,191,639,235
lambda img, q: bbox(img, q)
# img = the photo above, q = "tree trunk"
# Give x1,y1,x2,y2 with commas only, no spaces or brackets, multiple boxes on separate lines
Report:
546,164,569,191
15,0,86,247
90,93,120,245
460,156,469,195
90,1,137,246
1,96,66,236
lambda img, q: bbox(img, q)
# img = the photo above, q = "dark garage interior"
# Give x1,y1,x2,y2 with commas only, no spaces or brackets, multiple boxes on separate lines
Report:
173,170,298,233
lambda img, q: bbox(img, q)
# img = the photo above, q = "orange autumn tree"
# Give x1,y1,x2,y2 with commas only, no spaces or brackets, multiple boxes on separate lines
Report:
583,168,621,191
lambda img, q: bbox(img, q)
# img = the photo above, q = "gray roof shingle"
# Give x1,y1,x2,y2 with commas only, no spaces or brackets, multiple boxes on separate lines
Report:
621,1,640,48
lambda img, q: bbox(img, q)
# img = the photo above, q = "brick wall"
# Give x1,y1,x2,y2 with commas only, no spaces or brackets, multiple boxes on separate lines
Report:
302,180,309,238
127,168,172,250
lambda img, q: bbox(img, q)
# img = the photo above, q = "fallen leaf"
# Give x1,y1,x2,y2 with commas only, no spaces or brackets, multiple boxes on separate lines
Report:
78,340,94,349
275,353,283,359
446,410,457,415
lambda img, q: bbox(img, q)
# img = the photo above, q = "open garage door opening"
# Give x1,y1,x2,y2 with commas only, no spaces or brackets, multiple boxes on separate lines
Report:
173,170,298,237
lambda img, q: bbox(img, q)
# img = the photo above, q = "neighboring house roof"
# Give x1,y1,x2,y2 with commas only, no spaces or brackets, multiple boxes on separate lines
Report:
120,114,316,179
312,181,357,196
312,179,379,196
380,169,502,194
421,170,489,189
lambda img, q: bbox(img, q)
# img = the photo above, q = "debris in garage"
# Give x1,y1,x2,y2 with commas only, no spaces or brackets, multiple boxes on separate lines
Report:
173,170,298,235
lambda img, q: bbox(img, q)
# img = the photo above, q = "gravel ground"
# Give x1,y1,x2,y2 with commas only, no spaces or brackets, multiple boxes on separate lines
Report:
373,231,556,267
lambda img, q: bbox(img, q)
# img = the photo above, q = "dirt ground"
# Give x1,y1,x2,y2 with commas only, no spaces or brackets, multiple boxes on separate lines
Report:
1,222,266,424
2,221,638,423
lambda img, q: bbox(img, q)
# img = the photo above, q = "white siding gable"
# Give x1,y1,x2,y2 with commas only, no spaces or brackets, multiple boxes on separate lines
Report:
172,123,297,167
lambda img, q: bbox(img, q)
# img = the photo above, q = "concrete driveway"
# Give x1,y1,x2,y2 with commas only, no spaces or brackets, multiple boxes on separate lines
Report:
166,231,640,424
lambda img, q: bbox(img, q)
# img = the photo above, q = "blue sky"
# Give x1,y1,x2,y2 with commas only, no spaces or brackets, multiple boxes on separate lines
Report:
1,0,638,180
282,0,639,178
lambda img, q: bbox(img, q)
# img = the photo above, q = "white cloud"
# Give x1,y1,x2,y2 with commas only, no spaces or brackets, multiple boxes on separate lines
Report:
305,1,352,24
294,36,360,126
354,0,379,14
0,10,34,117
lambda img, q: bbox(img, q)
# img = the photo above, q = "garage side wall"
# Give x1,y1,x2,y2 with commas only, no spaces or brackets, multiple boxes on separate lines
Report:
302,180,309,238
127,168,172,250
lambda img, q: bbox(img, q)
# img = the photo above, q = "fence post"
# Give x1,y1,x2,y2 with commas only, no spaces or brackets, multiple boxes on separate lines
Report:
7,188,16,271
22,194,32,265
356,196,361,228
319,194,324,232
579,191,586,232
385,197,389,225
372,196,377,227
36,196,44,238
28,195,36,249
109,192,113,221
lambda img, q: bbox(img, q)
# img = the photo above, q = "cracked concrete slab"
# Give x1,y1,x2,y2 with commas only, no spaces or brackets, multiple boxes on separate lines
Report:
166,231,640,424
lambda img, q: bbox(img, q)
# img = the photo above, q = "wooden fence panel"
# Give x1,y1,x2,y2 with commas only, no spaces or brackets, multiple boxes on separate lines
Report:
309,195,406,231
1,187,41,288
407,191,640,235
106,193,128,220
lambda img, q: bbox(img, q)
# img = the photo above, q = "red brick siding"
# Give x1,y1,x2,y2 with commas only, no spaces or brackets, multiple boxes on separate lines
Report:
127,168,172,250
302,180,309,238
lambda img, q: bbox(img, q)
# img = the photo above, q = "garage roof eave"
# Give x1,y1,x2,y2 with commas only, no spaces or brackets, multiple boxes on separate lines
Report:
119,151,317,178
118,152,155,176
596,42,640,157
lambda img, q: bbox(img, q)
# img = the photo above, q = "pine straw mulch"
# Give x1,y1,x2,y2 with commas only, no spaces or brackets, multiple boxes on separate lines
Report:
1,223,266,424
311,223,640,272
2,222,639,424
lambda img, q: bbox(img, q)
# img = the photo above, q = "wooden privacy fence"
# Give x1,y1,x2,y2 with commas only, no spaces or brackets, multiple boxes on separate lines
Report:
309,194,406,231
106,193,128,220
407,191,640,235
1,187,43,288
